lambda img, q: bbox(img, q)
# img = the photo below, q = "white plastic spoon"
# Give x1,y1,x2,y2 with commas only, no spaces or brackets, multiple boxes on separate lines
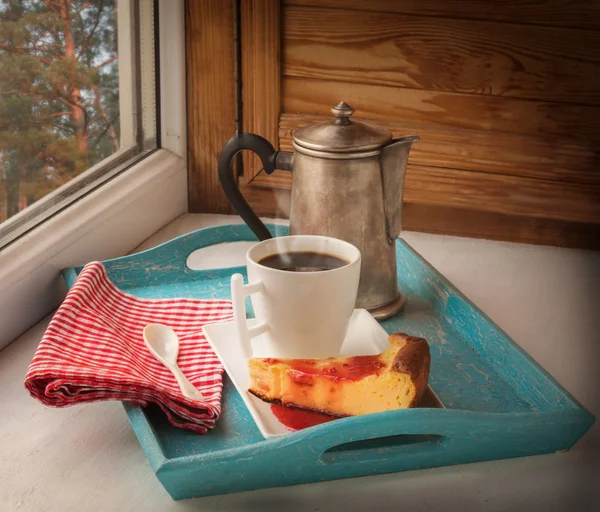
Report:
142,323,205,401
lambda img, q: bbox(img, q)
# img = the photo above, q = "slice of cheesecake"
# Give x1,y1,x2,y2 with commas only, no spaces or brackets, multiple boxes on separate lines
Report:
247,333,431,417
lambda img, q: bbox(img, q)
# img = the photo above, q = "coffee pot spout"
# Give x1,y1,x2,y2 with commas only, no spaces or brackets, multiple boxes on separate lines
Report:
380,135,420,243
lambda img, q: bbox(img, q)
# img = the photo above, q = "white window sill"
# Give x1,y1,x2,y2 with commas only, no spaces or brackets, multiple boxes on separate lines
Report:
1,213,598,510
0,149,187,348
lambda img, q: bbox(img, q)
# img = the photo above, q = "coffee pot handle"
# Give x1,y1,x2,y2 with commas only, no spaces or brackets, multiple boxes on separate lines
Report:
218,134,292,241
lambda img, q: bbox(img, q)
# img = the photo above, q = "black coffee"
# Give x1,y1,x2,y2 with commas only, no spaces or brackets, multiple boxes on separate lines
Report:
258,251,348,272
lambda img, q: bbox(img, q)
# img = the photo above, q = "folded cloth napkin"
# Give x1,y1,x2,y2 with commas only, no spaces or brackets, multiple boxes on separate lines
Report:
24,261,233,433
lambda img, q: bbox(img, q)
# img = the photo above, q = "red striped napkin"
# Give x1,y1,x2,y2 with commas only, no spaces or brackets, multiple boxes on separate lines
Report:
24,261,233,433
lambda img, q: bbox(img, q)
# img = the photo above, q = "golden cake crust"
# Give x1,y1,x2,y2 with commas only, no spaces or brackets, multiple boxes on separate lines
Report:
389,333,431,407
247,332,431,416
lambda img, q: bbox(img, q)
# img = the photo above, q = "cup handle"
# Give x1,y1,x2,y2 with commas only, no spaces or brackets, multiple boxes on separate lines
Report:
231,273,269,359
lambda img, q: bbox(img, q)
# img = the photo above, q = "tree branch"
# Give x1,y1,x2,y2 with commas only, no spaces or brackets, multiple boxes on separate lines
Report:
74,1,92,15
0,88,78,114
36,112,69,120
77,0,104,59
86,113,102,126
0,43,54,66
41,0,60,14
93,55,118,69
91,84,119,152
92,112,119,145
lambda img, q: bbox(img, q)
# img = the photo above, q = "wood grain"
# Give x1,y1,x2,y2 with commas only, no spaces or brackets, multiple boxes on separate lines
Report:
244,181,600,248
282,77,600,144
402,203,600,249
403,166,600,224
282,4,600,104
184,0,600,246
250,164,600,224
279,113,600,185
241,0,281,182
241,183,292,219
186,0,235,214
285,0,600,31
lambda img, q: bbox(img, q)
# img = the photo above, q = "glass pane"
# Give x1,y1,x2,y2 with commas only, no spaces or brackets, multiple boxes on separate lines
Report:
0,0,156,240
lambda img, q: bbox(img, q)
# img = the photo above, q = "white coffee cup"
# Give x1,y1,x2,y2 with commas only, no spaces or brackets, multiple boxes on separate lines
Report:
231,235,361,359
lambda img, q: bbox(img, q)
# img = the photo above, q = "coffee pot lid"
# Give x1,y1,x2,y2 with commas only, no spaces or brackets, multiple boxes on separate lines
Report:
293,102,392,153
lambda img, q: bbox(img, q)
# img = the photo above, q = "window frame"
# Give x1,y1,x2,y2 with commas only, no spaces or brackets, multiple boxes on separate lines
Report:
0,0,187,349
0,0,156,249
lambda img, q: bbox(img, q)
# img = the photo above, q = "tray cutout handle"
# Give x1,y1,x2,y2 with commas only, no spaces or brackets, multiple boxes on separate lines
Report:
321,433,447,464
186,241,257,271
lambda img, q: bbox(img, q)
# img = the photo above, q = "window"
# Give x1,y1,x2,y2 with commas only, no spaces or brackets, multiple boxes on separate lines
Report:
0,0,184,349
0,0,157,248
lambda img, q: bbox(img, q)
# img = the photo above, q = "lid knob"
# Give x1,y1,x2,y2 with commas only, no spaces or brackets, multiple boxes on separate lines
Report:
331,101,354,125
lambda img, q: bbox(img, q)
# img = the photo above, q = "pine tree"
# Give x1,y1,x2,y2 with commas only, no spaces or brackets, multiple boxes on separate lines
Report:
0,0,119,221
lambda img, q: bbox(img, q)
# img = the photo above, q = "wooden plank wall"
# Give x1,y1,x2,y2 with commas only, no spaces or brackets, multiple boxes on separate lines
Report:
268,0,600,247
186,0,600,248
186,0,235,214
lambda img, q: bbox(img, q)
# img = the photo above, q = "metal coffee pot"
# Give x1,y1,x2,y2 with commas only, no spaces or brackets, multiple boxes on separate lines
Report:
218,102,419,319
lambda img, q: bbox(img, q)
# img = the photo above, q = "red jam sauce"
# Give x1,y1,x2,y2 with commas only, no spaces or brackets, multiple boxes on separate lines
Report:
263,355,385,383
270,403,338,431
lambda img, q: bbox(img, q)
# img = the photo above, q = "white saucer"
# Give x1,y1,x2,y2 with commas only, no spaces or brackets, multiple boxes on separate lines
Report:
202,309,441,438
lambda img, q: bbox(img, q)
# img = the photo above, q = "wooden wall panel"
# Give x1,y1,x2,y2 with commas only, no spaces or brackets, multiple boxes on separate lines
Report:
401,204,600,250
282,78,600,144
281,79,600,202
279,113,600,185
285,0,600,30
242,185,291,218
241,0,280,182
250,165,600,225
186,0,600,247
282,5,600,104
245,184,600,249
402,167,600,224
186,0,235,214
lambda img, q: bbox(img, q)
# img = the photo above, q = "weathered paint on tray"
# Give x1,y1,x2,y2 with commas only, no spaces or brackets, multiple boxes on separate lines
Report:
63,223,594,500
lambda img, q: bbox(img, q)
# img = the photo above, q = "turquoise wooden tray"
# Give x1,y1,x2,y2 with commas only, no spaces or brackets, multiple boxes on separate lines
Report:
62,224,594,501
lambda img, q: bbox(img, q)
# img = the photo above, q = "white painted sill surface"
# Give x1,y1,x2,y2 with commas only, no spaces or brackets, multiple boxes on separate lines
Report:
1,214,598,511
0,149,187,348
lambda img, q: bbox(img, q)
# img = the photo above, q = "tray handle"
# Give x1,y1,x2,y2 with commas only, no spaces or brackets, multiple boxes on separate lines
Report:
303,409,451,465
82,223,290,280
155,223,285,273
320,432,447,464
